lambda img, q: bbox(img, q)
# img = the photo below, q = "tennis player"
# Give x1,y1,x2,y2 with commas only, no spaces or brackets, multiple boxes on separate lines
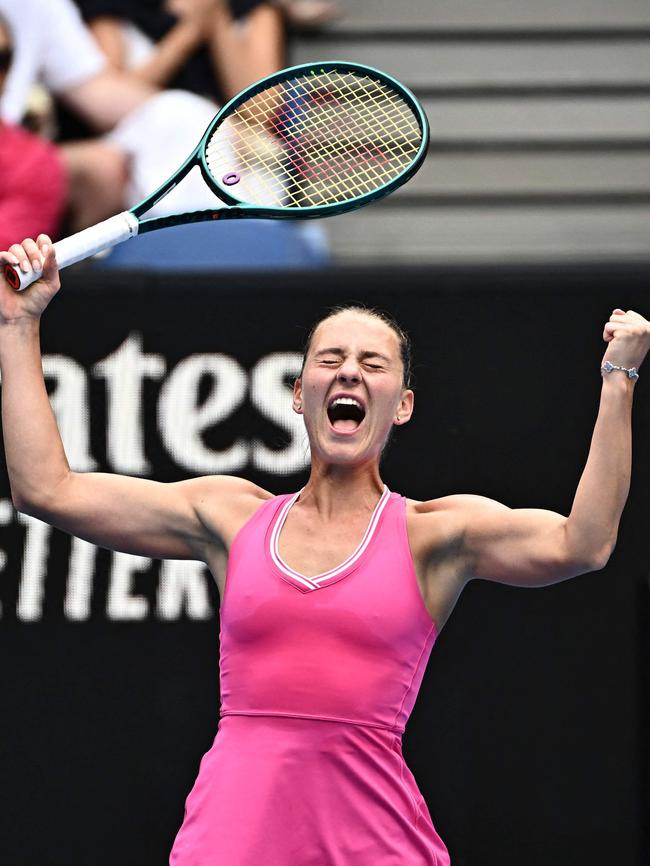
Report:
1,234,648,865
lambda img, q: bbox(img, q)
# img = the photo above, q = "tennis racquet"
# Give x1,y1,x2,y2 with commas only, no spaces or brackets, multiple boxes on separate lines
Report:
5,61,429,291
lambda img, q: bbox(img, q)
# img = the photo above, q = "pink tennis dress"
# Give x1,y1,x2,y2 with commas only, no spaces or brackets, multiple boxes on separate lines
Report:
169,486,450,865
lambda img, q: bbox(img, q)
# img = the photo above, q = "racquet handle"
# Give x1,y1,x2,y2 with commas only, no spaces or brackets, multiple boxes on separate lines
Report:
4,212,140,291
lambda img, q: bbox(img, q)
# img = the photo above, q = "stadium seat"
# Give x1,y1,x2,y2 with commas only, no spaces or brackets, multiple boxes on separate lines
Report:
95,220,329,271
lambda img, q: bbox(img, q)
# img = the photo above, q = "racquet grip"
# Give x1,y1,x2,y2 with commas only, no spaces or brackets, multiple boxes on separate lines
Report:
4,212,139,291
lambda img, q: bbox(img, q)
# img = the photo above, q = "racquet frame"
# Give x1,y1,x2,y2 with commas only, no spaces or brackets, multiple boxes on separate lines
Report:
4,61,429,290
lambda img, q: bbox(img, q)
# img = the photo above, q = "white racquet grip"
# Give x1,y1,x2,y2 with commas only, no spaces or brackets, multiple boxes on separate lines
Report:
5,212,139,291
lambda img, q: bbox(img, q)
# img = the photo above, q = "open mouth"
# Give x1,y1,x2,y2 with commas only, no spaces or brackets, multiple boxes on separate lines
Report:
327,396,366,433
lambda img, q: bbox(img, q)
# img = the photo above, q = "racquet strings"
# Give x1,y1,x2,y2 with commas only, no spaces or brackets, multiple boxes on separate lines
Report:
205,69,423,209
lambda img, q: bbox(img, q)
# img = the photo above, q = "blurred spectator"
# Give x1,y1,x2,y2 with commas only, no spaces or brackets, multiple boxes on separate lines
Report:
0,0,153,231
0,13,67,248
0,0,152,131
78,0,284,103
105,89,222,219
274,0,338,29
72,0,286,218
0,0,326,264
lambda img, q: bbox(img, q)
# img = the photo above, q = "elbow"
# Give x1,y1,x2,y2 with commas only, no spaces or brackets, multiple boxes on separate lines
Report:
10,485,32,515
580,540,616,574
10,473,72,520
588,545,615,573
562,522,617,575
11,489,44,518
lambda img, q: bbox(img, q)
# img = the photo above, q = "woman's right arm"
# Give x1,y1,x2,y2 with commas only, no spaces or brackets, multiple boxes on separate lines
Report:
0,236,268,560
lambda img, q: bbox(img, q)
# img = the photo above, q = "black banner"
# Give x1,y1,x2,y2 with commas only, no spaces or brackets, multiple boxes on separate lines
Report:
1,263,648,866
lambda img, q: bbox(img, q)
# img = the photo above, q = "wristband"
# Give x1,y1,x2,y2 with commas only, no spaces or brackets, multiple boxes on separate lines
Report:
601,360,639,381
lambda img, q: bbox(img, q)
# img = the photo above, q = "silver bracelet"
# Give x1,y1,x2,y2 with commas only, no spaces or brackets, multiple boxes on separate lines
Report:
601,360,639,381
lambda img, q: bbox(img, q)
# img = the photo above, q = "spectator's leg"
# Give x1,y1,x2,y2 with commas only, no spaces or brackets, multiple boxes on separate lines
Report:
61,140,128,232
207,3,285,102
274,0,339,29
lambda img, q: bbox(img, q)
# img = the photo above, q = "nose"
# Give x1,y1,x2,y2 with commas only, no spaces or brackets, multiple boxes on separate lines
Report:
337,356,361,384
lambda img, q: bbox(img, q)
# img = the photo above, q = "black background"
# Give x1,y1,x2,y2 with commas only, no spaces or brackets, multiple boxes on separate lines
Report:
0,262,648,866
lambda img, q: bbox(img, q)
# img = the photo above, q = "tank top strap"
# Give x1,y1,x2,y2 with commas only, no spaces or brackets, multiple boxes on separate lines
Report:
227,487,419,601
378,491,439,634
378,490,410,548
219,485,438,734
224,494,291,590
229,492,290,548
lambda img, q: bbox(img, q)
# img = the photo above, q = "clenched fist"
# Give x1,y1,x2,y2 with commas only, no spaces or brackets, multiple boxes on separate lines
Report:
602,308,650,374
0,235,60,324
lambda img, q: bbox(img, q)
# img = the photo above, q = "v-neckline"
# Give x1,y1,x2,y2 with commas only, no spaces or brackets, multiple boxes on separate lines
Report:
269,485,391,593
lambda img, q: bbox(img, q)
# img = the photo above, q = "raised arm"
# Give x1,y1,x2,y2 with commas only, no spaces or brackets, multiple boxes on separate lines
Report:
448,309,649,587
0,236,269,561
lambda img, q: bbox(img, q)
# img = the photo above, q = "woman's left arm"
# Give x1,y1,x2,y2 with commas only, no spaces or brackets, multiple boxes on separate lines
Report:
459,308,650,587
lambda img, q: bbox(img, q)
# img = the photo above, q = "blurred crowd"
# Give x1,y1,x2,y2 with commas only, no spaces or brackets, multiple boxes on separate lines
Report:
0,0,339,263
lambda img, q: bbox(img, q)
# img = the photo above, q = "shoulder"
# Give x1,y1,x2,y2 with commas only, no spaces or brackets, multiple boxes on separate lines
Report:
1,124,62,171
409,494,510,515
406,493,510,521
180,474,274,512
1,123,49,155
404,494,511,553
179,474,275,548
0,131,65,221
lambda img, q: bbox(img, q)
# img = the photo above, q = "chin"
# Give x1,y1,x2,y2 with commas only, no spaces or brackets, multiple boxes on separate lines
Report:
315,439,379,467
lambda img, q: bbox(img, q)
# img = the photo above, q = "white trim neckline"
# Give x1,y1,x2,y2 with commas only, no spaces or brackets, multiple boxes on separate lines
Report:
270,485,391,592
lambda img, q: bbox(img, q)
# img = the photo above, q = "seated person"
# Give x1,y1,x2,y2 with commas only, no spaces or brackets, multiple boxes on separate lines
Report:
0,13,67,248
0,0,152,132
0,0,152,231
74,0,289,220
78,0,284,103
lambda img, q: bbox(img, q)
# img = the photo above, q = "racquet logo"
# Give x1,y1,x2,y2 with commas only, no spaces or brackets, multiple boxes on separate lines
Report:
293,143,390,184
4,264,20,290
272,84,392,185
205,67,425,210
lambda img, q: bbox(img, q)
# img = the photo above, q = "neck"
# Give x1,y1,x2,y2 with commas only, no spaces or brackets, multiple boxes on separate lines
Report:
298,459,385,517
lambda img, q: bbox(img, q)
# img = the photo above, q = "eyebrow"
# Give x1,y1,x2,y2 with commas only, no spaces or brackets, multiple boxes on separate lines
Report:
314,348,392,363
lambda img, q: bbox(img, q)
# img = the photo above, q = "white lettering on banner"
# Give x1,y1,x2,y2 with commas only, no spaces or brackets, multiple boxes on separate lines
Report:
0,499,13,615
251,353,309,474
44,356,97,472
16,513,51,622
93,334,166,474
0,340,312,622
157,559,214,620
158,354,249,473
38,336,310,476
107,552,151,620
0,501,218,622
64,537,97,621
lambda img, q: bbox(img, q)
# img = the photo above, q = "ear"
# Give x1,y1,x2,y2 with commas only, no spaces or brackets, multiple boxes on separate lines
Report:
393,389,414,426
292,377,303,414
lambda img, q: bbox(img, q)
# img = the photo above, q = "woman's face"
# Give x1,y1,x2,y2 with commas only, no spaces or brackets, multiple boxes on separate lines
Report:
294,311,414,467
